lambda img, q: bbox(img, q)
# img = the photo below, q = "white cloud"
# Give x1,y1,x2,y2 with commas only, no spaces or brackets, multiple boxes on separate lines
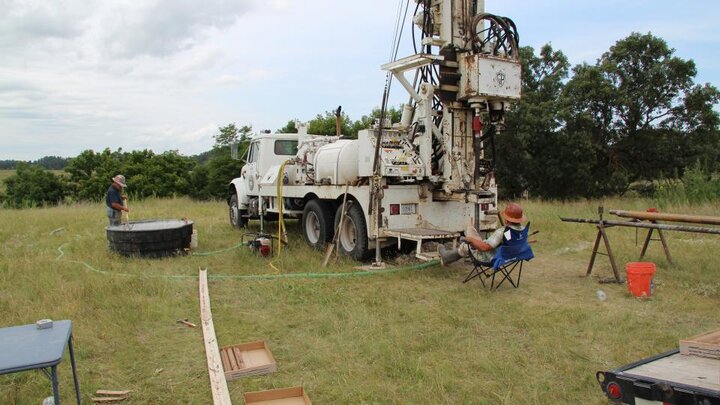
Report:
0,0,717,160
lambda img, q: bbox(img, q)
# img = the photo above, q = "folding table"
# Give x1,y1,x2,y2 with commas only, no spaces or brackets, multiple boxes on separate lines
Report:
0,320,81,404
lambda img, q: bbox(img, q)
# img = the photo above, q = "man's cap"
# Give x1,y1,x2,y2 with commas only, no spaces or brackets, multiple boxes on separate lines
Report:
112,175,127,188
501,202,526,224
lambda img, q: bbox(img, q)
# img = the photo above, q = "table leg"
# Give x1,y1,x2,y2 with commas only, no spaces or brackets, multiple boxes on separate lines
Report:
51,365,60,405
68,335,81,404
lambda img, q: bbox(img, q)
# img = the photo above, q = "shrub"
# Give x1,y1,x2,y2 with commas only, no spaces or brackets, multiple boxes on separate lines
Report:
655,163,720,207
1,163,66,208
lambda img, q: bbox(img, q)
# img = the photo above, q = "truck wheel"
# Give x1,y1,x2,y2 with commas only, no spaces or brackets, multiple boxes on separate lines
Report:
301,199,335,249
229,195,245,229
334,201,369,261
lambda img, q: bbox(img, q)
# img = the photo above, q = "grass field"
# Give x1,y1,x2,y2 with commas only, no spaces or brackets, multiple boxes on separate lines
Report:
1,197,718,404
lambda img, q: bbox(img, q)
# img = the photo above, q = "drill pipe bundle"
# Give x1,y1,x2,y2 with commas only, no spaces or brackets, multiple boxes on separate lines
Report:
559,217,720,236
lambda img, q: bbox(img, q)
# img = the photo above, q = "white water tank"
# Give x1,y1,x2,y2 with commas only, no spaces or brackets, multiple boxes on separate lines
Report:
313,140,359,185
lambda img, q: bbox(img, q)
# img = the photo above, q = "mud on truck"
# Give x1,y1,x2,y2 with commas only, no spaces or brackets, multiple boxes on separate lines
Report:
228,0,521,262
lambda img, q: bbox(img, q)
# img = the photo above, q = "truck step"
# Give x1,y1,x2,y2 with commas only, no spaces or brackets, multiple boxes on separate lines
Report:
384,228,460,261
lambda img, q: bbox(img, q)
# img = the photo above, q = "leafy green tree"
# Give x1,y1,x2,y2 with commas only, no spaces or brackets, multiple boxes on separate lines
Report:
189,123,252,199
564,32,719,188
34,156,68,169
64,149,122,201
497,45,579,198
213,123,252,148
307,110,354,136
124,150,195,198
350,105,404,136
277,120,299,133
0,160,21,170
2,163,65,207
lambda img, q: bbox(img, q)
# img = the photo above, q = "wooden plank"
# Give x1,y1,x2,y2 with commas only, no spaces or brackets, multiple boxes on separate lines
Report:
219,348,230,372
94,390,130,396
226,347,238,371
91,397,127,403
624,352,720,391
199,268,232,405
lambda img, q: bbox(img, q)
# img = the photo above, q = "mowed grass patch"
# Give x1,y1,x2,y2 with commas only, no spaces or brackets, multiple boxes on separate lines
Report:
1,197,718,404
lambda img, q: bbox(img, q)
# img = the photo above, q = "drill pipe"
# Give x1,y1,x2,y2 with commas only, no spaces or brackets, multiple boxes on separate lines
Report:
560,217,720,236
609,210,720,226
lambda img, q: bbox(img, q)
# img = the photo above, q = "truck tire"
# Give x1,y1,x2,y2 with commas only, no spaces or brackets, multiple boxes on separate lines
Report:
229,194,245,229
334,201,370,261
301,199,335,249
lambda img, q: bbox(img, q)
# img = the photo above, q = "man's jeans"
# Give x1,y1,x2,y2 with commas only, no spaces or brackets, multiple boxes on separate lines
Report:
107,207,121,226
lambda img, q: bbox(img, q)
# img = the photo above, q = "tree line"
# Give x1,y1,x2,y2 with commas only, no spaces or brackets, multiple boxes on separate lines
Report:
495,33,719,199
0,32,718,208
0,156,69,170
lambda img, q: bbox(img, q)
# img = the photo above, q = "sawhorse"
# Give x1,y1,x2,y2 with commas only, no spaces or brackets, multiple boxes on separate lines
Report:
585,213,673,283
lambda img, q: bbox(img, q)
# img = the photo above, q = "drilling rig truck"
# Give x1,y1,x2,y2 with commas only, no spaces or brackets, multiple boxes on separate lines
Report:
227,0,521,261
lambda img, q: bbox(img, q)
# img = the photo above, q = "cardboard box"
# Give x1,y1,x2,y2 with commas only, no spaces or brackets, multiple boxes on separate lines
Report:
244,386,311,405
219,340,276,380
680,329,720,360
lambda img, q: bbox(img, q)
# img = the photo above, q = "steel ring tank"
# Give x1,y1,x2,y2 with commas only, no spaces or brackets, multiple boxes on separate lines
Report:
106,219,193,258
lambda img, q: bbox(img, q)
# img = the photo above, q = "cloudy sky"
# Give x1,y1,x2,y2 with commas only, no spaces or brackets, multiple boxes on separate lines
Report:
1,0,718,160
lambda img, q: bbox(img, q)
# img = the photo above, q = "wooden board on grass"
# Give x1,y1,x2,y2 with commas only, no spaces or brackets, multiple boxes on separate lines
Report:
680,329,720,360
244,386,311,405
220,340,276,380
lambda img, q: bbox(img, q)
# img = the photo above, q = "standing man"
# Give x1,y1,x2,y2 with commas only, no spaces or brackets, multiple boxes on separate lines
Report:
439,202,528,265
106,175,129,226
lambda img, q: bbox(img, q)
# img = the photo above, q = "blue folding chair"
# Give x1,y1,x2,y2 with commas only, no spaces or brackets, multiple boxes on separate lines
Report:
463,223,534,290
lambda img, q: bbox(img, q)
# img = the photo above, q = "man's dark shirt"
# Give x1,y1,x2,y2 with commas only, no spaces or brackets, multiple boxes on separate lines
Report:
106,185,123,210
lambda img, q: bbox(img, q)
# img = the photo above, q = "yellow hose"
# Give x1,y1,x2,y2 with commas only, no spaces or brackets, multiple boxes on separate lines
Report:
270,161,291,272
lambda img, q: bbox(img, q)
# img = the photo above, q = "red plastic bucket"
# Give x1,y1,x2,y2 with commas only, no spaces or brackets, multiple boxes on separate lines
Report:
626,262,656,298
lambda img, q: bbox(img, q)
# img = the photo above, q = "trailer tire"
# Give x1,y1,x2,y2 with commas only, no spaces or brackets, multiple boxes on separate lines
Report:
301,199,335,249
334,201,370,261
229,195,245,229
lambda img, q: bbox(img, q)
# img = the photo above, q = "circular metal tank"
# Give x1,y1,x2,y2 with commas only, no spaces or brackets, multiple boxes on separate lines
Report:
313,139,359,185
106,219,193,258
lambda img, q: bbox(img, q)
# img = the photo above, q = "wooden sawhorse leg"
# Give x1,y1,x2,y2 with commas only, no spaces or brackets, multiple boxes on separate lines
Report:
639,222,674,265
585,224,623,283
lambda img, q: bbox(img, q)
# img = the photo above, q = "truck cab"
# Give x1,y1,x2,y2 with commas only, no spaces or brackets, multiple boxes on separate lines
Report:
228,133,299,227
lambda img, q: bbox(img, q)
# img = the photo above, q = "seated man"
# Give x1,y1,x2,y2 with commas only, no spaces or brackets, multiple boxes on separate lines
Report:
439,202,528,266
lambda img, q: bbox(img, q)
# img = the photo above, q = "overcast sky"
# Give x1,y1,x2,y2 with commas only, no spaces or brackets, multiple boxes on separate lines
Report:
1,0,718,160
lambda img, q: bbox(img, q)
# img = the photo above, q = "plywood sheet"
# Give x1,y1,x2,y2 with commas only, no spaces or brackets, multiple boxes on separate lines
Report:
681,329,720,360
244,387,311,405
624,353,720,391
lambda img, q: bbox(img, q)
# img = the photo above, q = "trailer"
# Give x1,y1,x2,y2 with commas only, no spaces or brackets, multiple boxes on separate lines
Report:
596,350,720,404
227,0,522,261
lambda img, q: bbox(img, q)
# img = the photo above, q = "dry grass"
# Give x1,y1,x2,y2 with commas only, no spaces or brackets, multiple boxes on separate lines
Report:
1,197,719,404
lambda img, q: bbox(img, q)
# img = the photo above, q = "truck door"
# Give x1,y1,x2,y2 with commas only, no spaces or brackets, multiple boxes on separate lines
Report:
244,140,260,196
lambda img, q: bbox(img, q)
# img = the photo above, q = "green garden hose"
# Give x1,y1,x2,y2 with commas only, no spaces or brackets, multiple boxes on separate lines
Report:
55,243,440,281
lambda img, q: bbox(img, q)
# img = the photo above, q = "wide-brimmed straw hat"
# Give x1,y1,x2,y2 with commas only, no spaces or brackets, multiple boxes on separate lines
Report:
112,174,127,188
501,202,526,224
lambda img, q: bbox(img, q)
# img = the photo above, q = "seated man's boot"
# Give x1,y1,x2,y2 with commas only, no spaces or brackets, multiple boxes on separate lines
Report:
438,245,462,266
